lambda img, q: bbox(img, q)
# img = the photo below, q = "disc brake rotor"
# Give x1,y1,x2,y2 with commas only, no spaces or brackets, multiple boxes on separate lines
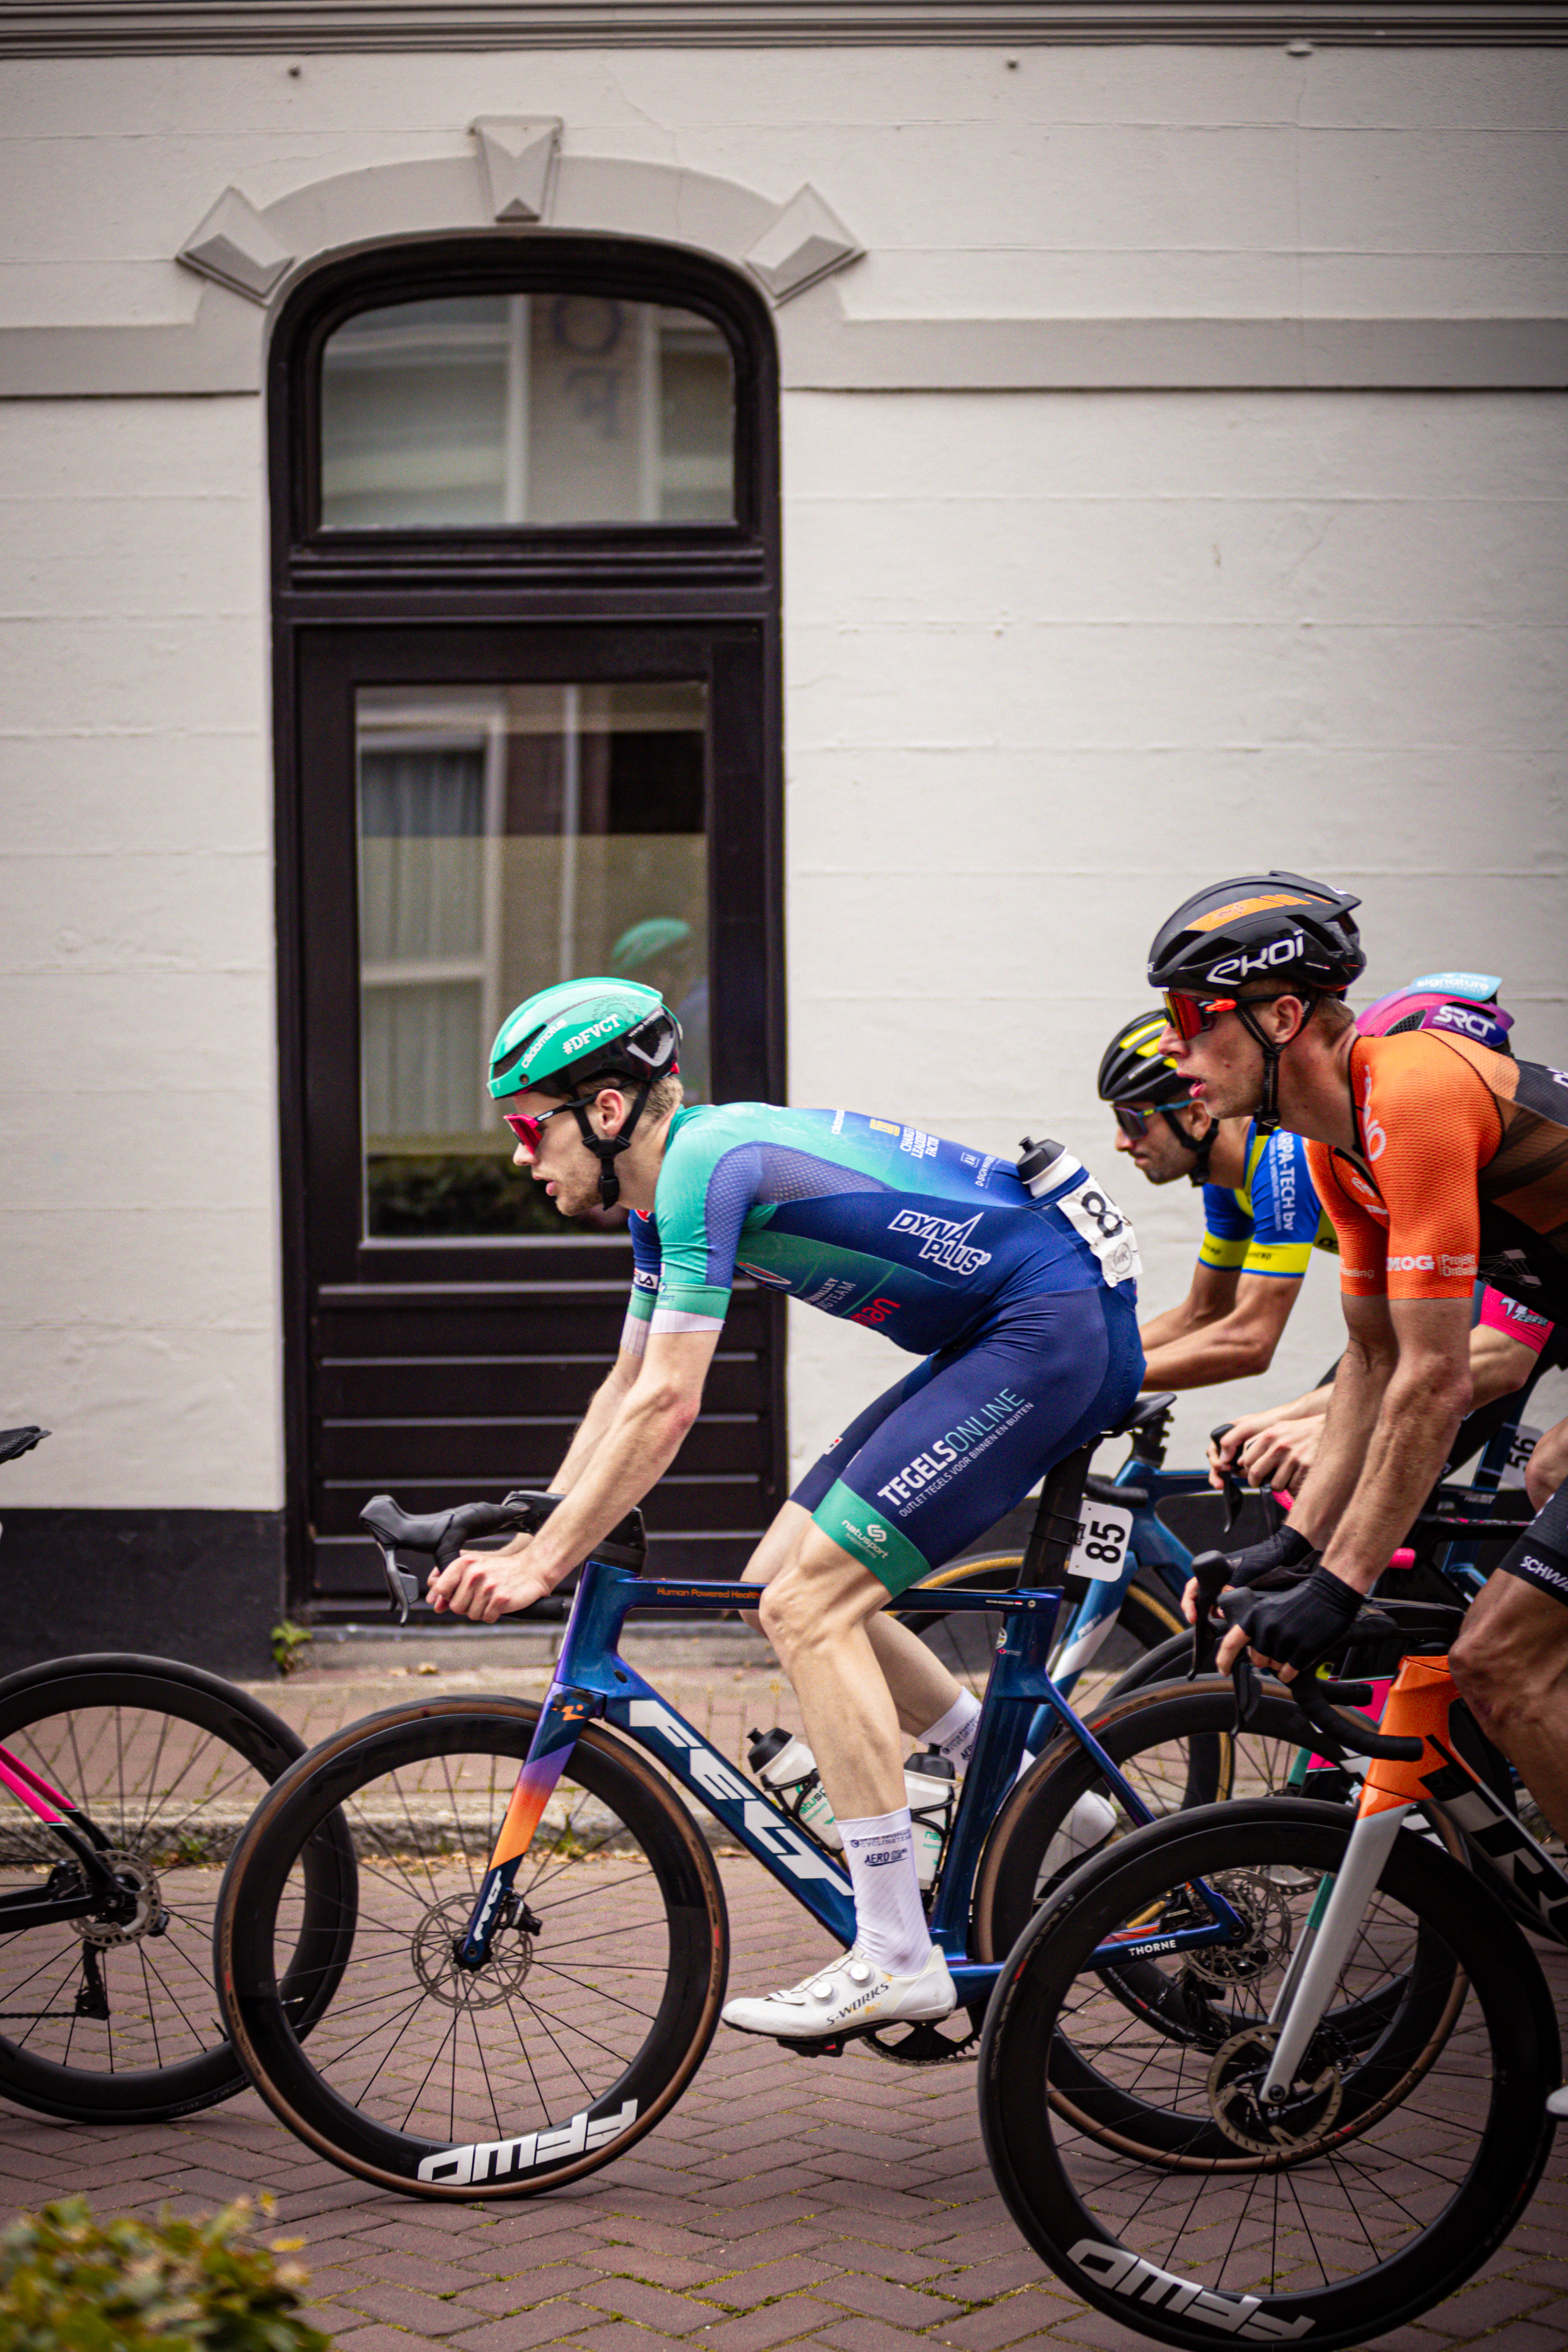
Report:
1180,1867,1294,1989
78,1856,168,1948
413,1894,535,2010
1207,2022,1345,2154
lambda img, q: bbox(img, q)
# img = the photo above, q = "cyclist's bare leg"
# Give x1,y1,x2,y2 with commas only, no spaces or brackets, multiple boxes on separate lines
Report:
1450,1570,1568,1843
740,1504,964,1737
754,1528,909,1821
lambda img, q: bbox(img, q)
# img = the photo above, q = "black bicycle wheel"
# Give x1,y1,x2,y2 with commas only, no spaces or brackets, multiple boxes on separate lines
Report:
975,1681,1468,2159
979,1800,1558,2350
0,1654,354,2123
972,1675,1325,1961
216,1697,728,2199
897,1555,1183,1716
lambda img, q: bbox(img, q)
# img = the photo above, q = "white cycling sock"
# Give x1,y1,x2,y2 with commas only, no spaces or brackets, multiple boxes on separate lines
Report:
916,1688,982,1772
839,1807,931,1976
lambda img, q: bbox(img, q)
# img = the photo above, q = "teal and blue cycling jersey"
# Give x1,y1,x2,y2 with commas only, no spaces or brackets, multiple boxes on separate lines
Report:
1198,1121,1339,1283
625,1104,1136,1359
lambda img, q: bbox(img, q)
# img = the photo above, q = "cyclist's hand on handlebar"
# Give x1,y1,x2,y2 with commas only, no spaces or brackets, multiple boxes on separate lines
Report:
1207,1415,1262,1489
430,1534,557,1623
1215,1563,1361,1684
1181,1520,1317,1630
1236,1416,1323,1496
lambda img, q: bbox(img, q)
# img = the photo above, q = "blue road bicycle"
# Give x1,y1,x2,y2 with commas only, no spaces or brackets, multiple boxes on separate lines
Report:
212,1435,1230,2202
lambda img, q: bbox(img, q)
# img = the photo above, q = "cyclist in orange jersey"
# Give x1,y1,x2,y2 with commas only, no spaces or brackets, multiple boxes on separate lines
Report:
1147,872,1568,1854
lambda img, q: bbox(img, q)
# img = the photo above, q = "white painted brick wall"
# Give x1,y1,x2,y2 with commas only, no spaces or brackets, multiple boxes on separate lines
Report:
0,45,1563,1511
781,387,1568,1477
0,397,279,1508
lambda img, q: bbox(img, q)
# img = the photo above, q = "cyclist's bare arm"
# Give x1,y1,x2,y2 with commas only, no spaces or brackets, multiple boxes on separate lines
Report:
433,1328,720,1622
1301,1294,1473,1594
1527,1411,1568,1511
1209,1317,1538,1494
1138,1260,1238,1357
1141,1269,1301,1391
463,1345,647,1563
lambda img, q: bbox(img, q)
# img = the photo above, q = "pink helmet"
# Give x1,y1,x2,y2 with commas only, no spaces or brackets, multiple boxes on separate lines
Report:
1357,971,1514,1056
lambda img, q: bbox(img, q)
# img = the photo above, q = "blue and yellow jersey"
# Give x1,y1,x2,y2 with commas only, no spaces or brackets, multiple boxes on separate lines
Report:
1197,1123,1338,1283
626,1103,1138,1358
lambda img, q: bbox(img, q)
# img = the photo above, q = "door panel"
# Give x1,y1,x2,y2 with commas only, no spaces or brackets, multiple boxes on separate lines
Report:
290,622,782,1610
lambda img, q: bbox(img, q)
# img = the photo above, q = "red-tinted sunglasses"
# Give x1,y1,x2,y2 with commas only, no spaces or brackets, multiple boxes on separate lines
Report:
501,1099,580,1156
1162,989,1239,1043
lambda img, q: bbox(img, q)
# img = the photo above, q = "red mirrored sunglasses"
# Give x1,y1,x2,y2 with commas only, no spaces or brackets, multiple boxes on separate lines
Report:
1162,989,1239,1043
501,1099,580,1156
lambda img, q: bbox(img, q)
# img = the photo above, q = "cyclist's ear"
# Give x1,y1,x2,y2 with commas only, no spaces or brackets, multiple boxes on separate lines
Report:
586,1083,629,1137
1260,993,1310,1048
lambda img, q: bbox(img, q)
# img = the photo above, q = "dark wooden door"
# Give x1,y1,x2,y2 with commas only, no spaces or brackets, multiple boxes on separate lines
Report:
283,619,784,1613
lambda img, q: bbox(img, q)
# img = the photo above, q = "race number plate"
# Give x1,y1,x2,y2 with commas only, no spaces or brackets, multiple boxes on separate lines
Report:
1500,1425,1542,1490
1054,1171,1141,1289
1069,1504,1134,1583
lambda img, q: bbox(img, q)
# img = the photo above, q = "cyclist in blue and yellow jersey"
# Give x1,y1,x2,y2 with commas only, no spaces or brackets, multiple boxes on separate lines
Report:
430,977,1144,2043
1098,1010,1337,1394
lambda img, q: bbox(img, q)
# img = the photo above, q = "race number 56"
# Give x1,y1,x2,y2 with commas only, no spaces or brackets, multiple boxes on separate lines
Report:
1069,1504,1134,1583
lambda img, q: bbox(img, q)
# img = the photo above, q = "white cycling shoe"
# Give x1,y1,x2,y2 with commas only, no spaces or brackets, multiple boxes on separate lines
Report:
1548,2085,1568,2118
720,1944,956,2041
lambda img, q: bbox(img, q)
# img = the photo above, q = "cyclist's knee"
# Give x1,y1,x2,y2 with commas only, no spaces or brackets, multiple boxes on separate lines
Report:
1451,1607,1567,1728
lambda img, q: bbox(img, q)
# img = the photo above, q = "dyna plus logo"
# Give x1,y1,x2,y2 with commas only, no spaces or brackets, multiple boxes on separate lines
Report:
626,1699,851,1890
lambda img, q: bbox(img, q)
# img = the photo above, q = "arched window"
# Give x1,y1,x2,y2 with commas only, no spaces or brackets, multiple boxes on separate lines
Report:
270,237,783,1616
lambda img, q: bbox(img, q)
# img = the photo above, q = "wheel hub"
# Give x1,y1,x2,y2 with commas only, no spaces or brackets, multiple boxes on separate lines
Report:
1207,2023,1345,2154
78,1855,169,1948
1180,1867,1293,1990
413,1895,535,2009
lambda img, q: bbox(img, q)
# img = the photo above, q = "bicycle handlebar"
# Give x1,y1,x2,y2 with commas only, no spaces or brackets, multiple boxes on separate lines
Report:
1208,1423,1249,1533
361,1490,648,1622
1185,1546,1425,1762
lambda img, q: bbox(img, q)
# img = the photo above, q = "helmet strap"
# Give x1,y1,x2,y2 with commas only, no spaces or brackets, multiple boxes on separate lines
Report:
1234,995,1317,1136
568,1081,652,1210
1162,1105,1218,1181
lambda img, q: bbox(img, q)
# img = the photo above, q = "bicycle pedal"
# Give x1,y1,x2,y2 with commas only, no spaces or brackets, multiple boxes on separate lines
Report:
774,2030,860,2058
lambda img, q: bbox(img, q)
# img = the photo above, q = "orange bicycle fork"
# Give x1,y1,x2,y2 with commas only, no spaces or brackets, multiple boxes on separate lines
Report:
1258,1652,1522,2104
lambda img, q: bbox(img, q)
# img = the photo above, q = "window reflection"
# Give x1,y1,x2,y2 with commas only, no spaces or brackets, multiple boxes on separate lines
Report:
358,681,710,1239
321,296,734,529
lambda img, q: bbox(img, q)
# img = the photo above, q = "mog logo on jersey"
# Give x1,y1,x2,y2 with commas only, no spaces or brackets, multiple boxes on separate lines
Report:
887,1208,993,1276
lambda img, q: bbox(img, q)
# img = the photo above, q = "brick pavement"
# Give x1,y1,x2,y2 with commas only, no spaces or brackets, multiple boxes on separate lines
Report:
0,1634,1564,2352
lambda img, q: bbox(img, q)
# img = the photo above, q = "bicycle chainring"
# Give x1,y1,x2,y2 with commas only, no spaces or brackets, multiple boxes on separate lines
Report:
862,2002,985,2065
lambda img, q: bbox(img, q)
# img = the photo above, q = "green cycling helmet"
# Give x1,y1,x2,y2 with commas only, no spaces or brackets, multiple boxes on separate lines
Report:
488,978,681,1208
488,978,680,1102
1097,1011,1192,1112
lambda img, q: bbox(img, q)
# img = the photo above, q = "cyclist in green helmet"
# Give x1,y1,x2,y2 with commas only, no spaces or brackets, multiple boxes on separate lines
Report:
430,975,1145,2044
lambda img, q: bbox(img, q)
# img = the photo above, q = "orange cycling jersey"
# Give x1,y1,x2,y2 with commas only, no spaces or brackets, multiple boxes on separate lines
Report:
1305,1029,1568,1318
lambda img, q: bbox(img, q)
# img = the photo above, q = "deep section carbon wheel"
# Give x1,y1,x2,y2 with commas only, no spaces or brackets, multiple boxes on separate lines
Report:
978,1799,1558,2350
216,1697,728,2198
0,1654,352,2122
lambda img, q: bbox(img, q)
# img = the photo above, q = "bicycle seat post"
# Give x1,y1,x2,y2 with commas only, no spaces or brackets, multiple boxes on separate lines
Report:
1021,1443,1094,1589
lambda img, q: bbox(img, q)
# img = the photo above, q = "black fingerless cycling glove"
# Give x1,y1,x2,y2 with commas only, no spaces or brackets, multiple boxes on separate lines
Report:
1221,1522,1317,1591
1222,1565,1364,1675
